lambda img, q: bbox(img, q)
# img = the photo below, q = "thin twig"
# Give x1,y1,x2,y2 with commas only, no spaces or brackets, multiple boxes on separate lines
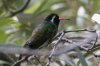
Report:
34,56,44,66
46,31,65,66
12,56,29,66
69,29,99,57
64,29,96,33
88,30,98,50
64,29,97,50
79,30,98,50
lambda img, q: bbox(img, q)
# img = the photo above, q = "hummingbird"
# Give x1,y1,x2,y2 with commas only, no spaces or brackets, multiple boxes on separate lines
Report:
12,13,68,66
23,13,68,49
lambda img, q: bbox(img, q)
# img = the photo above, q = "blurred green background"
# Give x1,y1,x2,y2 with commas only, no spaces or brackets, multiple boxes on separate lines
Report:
0,0,100,66
1,0,100,44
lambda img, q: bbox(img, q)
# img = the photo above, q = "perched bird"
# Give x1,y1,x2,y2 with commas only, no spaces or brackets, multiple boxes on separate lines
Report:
12,13,68,66
23,13,67,49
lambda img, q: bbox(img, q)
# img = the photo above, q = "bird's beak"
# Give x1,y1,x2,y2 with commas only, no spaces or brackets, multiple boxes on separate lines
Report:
59,18,70,20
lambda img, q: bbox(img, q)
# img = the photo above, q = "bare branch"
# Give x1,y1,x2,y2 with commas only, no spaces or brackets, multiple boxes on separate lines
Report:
0,29,99,66
0,0,30,19
46,31,65,66
9,0,30,17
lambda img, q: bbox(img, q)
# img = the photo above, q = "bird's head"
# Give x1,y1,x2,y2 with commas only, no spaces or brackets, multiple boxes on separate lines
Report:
45,13,69,26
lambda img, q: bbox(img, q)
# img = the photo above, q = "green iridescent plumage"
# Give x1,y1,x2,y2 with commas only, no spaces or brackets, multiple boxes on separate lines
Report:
24,13,60,49
24,21,58,49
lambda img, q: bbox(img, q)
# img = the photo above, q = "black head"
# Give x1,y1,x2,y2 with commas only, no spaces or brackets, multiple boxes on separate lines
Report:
45,13,60,26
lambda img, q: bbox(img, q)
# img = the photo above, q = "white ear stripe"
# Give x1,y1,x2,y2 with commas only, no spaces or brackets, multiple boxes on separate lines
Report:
51,16,56,23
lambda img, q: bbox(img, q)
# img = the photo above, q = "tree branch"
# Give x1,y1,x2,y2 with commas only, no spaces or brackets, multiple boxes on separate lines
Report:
0,0,30,19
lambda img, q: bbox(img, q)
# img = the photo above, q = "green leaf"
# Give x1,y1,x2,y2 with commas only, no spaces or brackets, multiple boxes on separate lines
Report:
76,48,88,66
24,1,41,14
0,30,8,43
0,18,13,43
0,18,13,26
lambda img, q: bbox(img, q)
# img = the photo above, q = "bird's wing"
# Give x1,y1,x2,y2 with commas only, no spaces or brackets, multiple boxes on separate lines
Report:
23,23,57,49
23,24,44,47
